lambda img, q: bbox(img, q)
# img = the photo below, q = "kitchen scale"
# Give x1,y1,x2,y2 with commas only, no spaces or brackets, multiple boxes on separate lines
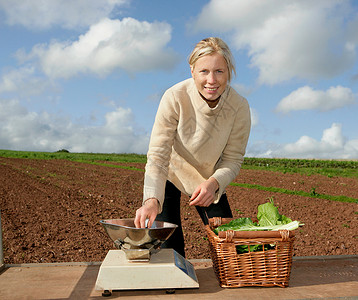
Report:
95,218,199,296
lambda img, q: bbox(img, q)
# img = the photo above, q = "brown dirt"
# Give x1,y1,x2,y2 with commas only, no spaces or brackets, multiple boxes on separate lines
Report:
0,157,357,264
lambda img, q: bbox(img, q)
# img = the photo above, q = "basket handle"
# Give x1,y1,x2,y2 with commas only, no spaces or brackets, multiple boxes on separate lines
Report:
219,229,294,241
209,217,234,228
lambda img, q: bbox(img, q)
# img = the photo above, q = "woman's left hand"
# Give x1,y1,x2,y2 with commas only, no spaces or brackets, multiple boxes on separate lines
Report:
189,177,219,207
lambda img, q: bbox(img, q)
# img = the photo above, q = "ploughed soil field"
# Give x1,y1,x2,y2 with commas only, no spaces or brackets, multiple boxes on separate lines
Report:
0,157,357,264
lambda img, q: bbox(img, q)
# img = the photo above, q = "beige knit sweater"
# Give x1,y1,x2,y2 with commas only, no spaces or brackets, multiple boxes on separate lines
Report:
143,78,251,212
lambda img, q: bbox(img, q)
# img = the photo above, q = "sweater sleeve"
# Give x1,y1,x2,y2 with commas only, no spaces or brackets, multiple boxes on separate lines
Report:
210,97,251,202
143,89,179,212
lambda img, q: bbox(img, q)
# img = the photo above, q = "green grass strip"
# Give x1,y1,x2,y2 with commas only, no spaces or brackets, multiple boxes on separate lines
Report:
230,182,358,204
86,161,357,204
0,149,147,163
1,149,357,178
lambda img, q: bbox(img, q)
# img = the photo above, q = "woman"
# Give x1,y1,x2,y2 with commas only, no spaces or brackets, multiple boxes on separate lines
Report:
134,37,251,257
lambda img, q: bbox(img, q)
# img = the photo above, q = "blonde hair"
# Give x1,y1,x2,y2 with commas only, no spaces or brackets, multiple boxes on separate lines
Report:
188,37,236,82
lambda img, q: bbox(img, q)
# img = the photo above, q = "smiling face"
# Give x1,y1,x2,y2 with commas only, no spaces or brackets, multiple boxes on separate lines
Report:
191,52,229,102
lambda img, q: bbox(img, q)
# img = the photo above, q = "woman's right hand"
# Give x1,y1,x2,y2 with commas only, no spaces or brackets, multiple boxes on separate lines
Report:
134,198,160,228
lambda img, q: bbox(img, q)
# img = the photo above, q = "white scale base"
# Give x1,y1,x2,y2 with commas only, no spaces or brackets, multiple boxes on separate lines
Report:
95,249,199,292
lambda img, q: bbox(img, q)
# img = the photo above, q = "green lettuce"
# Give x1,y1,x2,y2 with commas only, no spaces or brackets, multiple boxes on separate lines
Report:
214,199,301,234
213,217,257,234
257,199,293,226
212,199,302,254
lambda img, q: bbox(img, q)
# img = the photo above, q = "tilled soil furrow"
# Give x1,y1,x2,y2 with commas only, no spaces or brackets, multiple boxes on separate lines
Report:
0,157,357,264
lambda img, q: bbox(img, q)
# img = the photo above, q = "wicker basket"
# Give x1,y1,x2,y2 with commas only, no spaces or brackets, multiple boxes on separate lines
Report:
205,217,295,288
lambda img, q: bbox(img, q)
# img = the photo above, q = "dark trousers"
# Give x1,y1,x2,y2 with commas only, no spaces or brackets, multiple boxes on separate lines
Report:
155,181,233,257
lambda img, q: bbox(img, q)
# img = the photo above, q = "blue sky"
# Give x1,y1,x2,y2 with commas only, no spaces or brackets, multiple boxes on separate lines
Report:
0,0,357,159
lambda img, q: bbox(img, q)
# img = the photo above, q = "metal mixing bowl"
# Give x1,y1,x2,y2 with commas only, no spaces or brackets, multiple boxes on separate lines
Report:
100,218,178,250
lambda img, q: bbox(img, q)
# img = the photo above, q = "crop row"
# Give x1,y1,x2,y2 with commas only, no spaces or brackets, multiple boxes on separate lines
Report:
0,149,357,178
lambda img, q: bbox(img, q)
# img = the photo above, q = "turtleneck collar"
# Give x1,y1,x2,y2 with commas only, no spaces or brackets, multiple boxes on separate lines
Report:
189,78,230,116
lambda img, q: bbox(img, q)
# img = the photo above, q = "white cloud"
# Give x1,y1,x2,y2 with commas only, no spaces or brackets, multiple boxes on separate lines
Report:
0,66,58,96
247,123,358,159
2,98,356,159
232,83,253,98
0,0,128,30
193,0,357,84
18,18,179,78
276,85,356,113
0,98,149,153
249,108,258,127
281,123,349,158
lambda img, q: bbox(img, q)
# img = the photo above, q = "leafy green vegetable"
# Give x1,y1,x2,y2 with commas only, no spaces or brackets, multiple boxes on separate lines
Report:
236,244,277,253
213,218,256,234
214,219,301,234
212,199,302,254
214,199,300,234
257,198,292,226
